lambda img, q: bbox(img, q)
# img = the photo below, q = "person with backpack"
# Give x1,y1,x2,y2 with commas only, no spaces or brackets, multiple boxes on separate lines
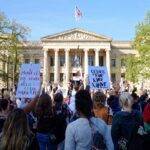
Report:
0,108,39,150
111,92,143,150
93,91,112,125
127,101,150,150
65,90,113,150
142,102,150,150
53,92,71,150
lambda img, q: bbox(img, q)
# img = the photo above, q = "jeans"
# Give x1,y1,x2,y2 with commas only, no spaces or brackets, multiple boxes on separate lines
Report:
36,132,57,150
57,140,64,150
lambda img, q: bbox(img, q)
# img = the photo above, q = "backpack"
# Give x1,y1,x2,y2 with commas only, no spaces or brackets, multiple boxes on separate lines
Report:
89,120,106,150
53,103,71,123
52,104,71,144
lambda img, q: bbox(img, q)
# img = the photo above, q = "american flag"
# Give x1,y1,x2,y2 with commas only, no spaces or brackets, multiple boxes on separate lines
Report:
75,6,83,21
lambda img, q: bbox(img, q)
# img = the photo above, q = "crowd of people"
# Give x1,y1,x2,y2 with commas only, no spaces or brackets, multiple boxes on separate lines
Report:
0,81,150,150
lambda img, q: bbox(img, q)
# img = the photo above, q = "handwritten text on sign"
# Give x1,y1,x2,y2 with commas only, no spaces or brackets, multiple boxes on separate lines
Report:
88,66,110,89
16,64,41,98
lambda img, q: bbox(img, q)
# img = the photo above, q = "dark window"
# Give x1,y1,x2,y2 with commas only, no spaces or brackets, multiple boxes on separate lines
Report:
50,73,54,81
25,59,30,64
111,59,116,67
71,56,74,67
88,56,94,66
99,56,104,66
60,56,65,66
111,73,116,83
50,56,54,66
121,59,125,67
60,73,64,82
35,59,40,64
121,73,125,78
80,56,83,66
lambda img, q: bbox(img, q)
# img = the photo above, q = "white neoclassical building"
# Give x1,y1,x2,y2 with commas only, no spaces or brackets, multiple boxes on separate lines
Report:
21,28,138,88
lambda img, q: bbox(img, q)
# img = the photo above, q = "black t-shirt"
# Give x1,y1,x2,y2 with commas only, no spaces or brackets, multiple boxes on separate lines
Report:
52,104,69,143
37,115,56,134
28,135,39,150
0,117,6,133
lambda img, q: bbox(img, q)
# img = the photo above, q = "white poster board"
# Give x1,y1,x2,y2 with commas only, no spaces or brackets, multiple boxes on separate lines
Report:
16,64,41,99
88,66,110,89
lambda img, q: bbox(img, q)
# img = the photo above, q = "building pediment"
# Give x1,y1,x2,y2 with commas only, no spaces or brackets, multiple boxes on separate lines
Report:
41,28,112,42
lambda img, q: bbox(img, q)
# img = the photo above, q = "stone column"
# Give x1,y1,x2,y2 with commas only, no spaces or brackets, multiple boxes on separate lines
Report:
43,49,49,88
95,49,99,66
84,49,89,87
20,54,24,64
54,49,59,83
65,49,70,86
106,49,111,80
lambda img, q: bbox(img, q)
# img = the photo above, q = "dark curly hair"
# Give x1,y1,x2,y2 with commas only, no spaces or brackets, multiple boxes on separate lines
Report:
75,90,93,118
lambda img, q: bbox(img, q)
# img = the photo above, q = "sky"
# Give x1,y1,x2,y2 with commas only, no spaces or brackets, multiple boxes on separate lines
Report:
0,0,150,41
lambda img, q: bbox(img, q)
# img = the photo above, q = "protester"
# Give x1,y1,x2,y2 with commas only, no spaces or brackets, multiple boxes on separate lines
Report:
131,92,140,112
0,99,10,133
79,84,84,91
0,108,39,150
139,91,148,112
67,82,73,98
143,101,150,133
93,91,112,125
68,83,79,113
65,90,113,150
107,94,121,115
53,92,71,149
35,93,57,150
85,85,90,94
142,102,150,149
111,92,143,150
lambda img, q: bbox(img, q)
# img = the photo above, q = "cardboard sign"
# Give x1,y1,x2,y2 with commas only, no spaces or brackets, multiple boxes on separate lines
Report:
88,66,110,89
16,64,41,98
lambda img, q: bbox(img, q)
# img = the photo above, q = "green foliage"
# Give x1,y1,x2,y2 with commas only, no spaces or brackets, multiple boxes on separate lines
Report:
126,11,150,82
125,55,140,83
0,11,29,88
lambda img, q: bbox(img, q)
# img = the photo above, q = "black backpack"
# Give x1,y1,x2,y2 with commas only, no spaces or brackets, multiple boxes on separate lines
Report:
52,104,71,144
89,120,107,150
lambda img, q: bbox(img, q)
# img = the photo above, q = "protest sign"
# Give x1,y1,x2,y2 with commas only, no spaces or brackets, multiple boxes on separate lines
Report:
88,66,110,89
16,64,41,99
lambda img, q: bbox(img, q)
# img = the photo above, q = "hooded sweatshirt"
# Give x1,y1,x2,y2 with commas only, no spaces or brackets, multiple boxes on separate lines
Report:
111,110,143,150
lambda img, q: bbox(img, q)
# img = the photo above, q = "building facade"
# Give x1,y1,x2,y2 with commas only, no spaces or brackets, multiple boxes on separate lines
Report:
21,28,138,88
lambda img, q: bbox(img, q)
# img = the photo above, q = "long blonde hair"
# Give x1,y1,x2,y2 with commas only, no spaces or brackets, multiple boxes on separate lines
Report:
0,108,31,150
